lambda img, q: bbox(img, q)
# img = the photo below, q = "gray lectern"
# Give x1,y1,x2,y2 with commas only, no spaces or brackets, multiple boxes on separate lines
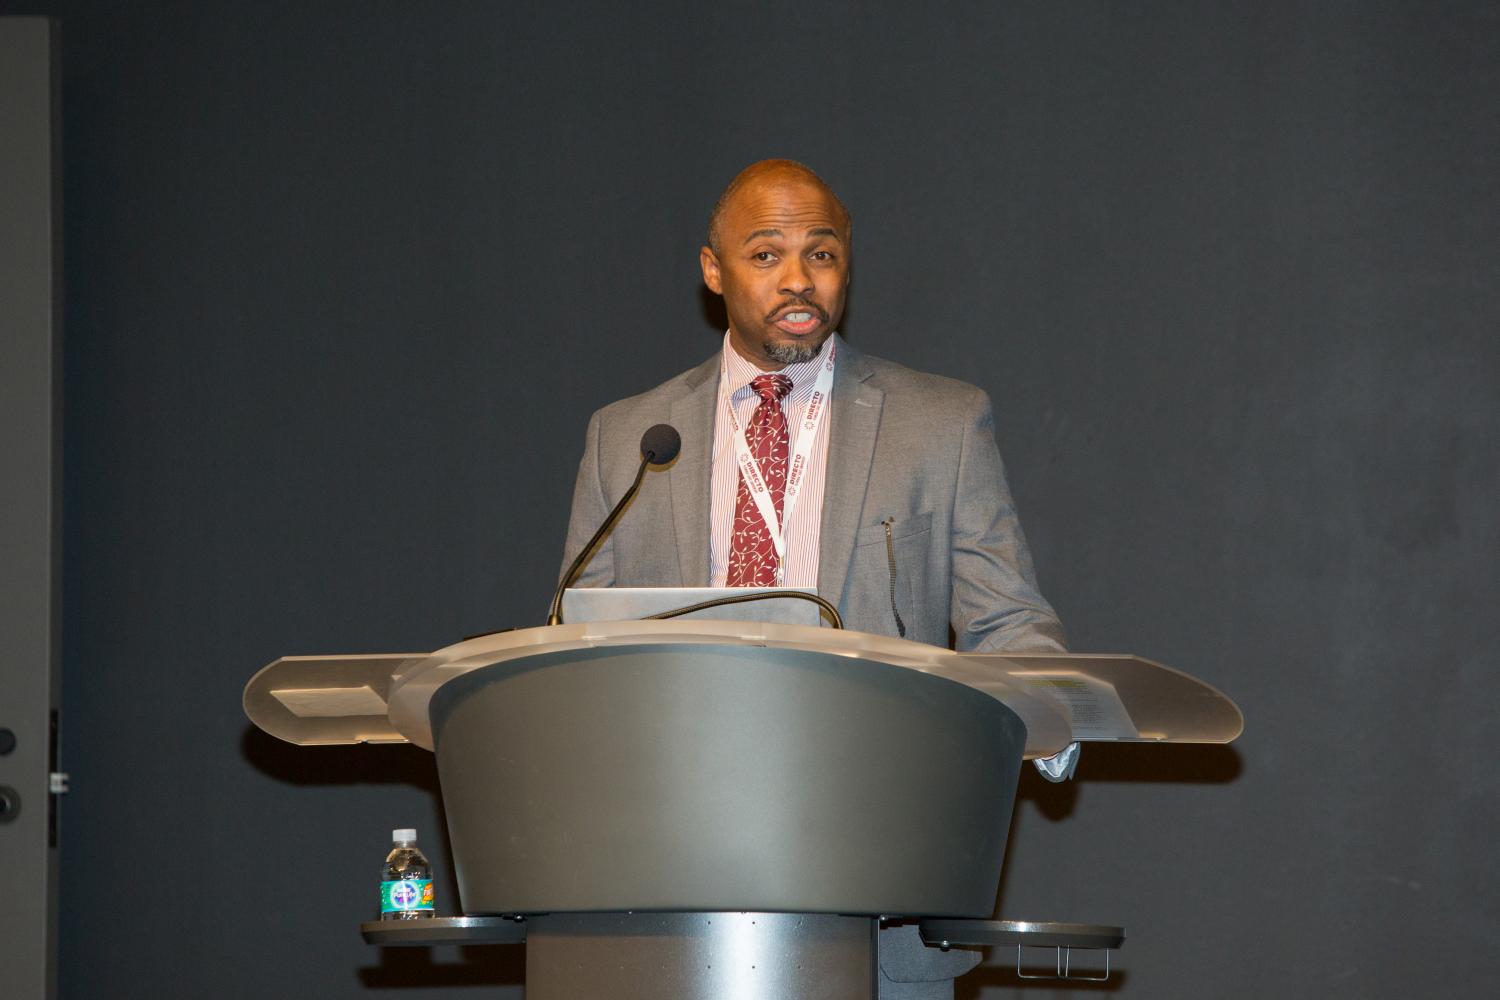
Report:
244,620,1242,998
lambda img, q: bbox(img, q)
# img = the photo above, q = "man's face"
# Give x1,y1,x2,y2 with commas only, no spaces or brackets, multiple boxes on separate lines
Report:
700,176,850,369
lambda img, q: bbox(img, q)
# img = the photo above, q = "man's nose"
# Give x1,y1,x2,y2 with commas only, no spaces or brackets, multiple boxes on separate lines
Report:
779,257,814,297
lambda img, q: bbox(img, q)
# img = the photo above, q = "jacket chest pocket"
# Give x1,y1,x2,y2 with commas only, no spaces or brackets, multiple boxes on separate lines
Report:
855,512,934,639
855,511,933,547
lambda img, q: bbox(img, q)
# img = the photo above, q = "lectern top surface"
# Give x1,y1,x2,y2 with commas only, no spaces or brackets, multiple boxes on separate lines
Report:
244,621,1242,759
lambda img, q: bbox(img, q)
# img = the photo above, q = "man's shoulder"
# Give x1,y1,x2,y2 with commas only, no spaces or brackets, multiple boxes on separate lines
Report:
591,353,717,421
854,347,990,407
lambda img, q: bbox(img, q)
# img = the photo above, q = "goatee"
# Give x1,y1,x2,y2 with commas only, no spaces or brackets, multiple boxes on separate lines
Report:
763,340,822,365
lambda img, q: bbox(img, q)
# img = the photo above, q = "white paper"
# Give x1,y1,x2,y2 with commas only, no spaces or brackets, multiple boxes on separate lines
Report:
1010,671,1139,740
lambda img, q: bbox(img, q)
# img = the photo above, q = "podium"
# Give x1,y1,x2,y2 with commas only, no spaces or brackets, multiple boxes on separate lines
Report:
245,620,1242,998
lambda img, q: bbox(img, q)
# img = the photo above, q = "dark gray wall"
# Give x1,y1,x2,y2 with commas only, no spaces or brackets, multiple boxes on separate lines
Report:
6,0,1495,996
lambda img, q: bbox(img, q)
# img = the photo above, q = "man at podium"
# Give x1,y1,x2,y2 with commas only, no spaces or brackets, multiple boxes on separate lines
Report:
560,159,1065,654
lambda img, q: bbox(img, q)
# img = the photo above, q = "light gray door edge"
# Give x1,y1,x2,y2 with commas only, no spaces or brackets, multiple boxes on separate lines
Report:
0,17,64,1000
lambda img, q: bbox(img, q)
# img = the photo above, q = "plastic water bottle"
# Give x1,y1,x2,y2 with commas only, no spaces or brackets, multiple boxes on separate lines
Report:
379,828,435,920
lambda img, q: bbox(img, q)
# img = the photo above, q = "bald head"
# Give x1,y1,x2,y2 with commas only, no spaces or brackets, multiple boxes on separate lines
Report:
707,159,852,255
699,159,852,369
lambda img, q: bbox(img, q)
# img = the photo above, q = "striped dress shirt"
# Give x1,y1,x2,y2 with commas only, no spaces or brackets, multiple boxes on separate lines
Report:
708,331,836,588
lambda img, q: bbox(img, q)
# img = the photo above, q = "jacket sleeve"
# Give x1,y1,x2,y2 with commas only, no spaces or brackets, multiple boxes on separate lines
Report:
557,408,617,589
949,388,1068,653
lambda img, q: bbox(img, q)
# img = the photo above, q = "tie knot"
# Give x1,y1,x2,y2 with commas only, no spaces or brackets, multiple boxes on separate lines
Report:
750,373,793,403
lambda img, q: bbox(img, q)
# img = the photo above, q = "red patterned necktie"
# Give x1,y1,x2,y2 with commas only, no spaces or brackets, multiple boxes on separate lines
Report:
726,373,794,586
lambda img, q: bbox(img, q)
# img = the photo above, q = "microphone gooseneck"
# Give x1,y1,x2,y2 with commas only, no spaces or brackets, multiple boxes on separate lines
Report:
547,424,682,627
645,590,844,629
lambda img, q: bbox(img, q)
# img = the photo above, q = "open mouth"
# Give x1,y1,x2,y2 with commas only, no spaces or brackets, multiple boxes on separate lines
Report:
769,305,826,335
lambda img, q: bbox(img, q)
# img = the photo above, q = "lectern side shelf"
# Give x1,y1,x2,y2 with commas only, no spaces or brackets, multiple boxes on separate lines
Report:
952,652,1245,745
241,653,424,745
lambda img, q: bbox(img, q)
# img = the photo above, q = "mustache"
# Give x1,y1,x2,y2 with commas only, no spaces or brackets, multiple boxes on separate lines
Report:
765,297,829,323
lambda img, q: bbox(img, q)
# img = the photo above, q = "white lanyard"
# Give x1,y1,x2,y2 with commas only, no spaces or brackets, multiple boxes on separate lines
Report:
720,341,837,582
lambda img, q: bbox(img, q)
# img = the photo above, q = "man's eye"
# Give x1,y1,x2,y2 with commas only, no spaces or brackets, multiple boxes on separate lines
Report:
753,251,777,263
810,251,834,261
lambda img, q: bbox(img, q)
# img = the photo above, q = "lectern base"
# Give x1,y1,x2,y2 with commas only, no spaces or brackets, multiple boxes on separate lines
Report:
524,912,875,1000
360,913,1127,995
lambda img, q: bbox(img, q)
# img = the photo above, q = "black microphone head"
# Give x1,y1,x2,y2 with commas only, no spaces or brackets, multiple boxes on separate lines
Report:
640,423,682,465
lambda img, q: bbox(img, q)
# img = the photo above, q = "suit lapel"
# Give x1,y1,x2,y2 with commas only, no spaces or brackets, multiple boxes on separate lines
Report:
668,355,720,586
817,339,882,607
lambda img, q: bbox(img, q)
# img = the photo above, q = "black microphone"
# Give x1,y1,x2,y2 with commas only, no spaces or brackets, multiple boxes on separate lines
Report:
639,423,681,465
547,424,681,626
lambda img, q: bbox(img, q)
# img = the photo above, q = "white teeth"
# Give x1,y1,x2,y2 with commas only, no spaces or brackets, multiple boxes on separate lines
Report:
785,312,813,323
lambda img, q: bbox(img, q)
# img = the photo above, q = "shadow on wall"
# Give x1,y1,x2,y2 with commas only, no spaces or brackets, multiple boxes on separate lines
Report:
1016,743,1243,822
359,945,526,991
239,725,442,791
955,747,1243,997
700,284,727,331
957,967,1130,998
242,726,530,988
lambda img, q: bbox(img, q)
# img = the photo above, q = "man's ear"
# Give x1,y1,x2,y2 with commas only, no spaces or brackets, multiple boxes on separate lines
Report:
700,245,723,294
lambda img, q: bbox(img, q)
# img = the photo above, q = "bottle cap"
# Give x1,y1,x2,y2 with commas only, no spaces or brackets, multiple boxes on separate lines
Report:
392,828,417,844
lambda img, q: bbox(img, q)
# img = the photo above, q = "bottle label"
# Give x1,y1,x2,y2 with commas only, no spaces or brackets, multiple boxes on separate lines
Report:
380,879,435,914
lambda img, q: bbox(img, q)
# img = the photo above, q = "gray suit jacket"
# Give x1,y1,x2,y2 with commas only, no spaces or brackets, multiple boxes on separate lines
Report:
559,337,1066,652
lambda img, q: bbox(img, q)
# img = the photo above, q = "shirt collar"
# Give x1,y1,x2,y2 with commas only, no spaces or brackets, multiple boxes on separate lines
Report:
720,330,838,397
